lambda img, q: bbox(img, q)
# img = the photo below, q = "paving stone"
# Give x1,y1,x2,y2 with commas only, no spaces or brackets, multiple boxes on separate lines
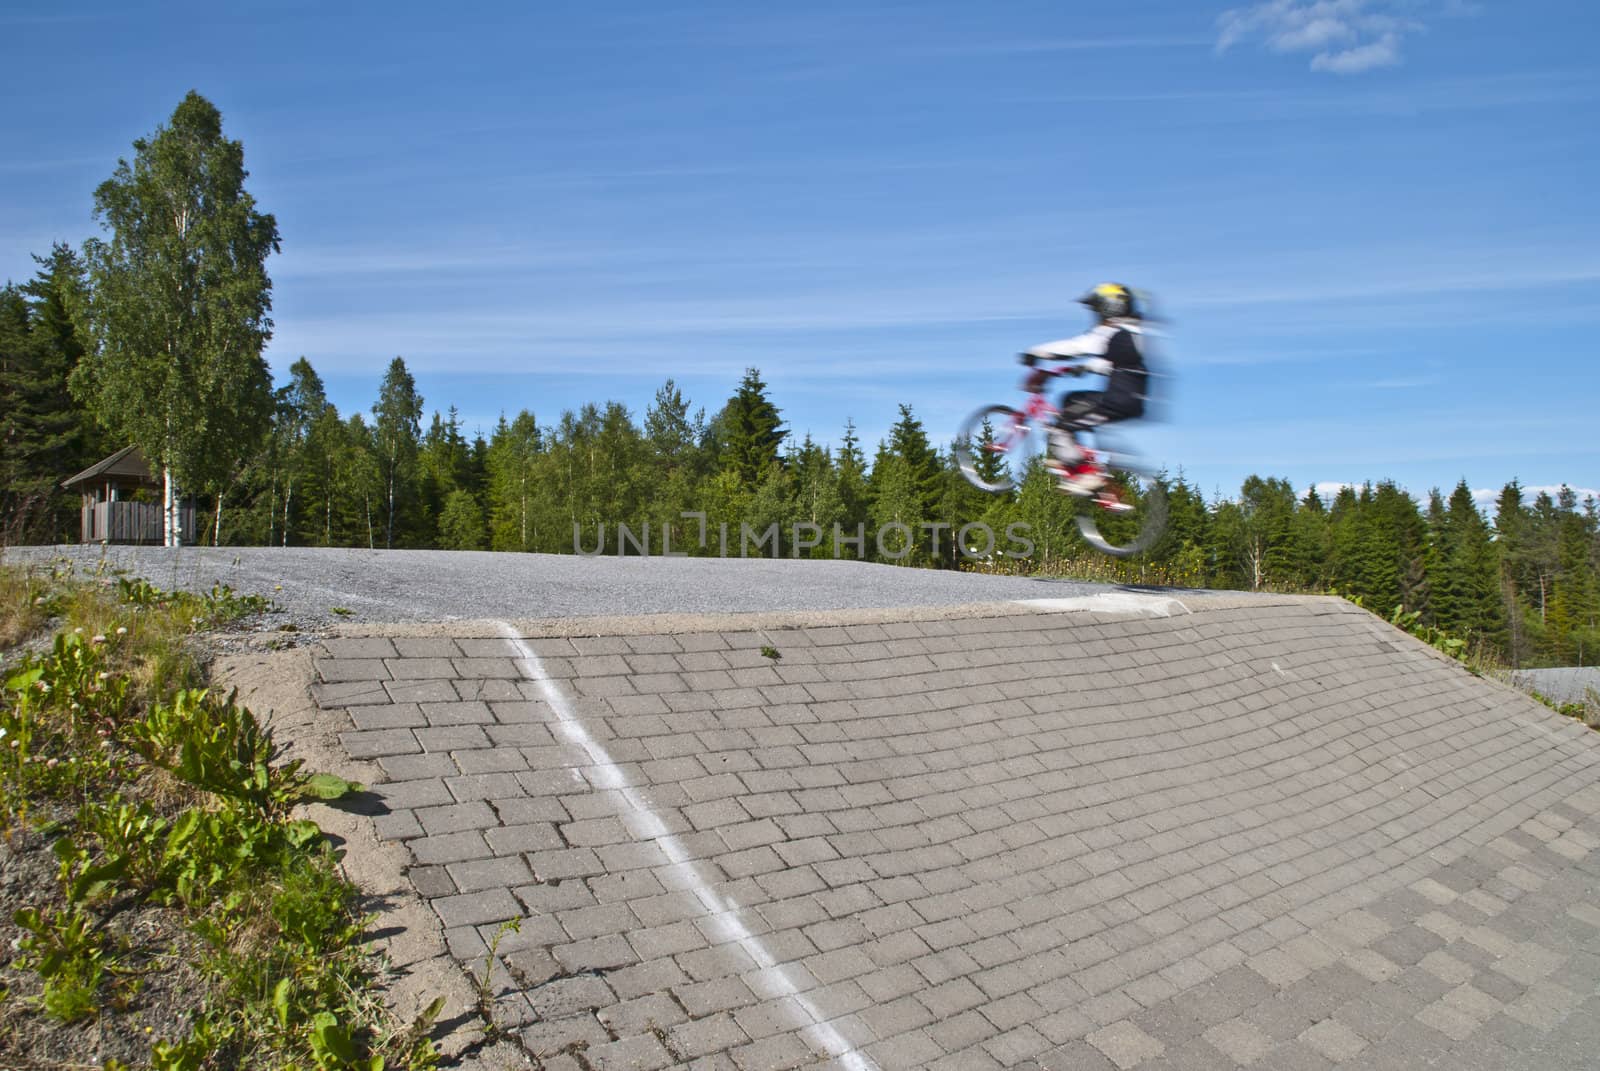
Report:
341,728,418,758
1299,1018,1369,1062
432,888,520,927
321,637,399,659
346,702,426,730
1086,1019,1165,1069
384,679,459,703
319,658,389,682
447,855,534,892
1202,1016,1275,1066
393,638,461,658
311,604,1600,1071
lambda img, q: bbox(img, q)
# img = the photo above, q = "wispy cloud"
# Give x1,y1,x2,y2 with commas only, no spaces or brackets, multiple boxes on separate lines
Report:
1356,374,1442,389
1472,485,1600,510
1216,1,1472,74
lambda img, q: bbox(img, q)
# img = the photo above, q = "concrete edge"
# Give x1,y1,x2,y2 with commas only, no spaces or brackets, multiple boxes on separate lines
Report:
330,591,1355,639
211,647,525,1069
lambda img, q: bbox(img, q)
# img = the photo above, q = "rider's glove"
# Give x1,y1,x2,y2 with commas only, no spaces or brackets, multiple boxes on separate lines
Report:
1018,351,1038,367
1064,363,1088,376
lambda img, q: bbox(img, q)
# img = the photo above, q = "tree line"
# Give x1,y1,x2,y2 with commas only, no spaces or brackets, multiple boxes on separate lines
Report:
2,91,1596,668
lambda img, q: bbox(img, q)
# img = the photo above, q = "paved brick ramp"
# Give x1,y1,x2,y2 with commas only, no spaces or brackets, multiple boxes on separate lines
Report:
311,597,1600,1070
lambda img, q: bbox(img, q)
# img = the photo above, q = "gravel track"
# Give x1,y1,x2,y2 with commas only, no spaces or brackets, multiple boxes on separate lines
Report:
1514,666,1600,707
3,545,1120,629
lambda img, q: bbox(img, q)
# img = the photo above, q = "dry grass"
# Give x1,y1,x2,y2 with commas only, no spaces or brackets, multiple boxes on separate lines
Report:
0,563,204,699
0,566,51,650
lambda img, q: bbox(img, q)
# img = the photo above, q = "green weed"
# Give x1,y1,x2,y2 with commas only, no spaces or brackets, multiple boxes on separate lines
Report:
12,904,116,1024
2,566,427,1068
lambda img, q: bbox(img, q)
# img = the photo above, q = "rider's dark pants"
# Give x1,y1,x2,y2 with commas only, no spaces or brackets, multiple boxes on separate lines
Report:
1057,390,1140,435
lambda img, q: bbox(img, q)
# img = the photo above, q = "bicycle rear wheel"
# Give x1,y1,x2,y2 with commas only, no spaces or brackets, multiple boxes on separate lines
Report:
954,405,1030,493
1075,468,1168,558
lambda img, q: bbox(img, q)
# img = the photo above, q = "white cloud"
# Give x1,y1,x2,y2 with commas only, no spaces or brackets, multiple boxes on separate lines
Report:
1216,1,1451,74
1473,485,1600,509
1311,32,1403,73
1311,480,1356,500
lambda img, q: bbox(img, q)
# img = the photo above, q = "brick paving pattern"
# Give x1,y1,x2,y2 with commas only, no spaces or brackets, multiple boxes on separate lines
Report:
311,599,1600,1070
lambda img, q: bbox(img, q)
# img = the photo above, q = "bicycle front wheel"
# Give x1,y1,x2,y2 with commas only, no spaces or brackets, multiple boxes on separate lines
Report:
1075,470,1168,558
954,404,1029,493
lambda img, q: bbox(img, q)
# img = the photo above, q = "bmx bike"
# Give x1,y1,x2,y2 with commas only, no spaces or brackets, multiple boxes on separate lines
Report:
953,367,1167,558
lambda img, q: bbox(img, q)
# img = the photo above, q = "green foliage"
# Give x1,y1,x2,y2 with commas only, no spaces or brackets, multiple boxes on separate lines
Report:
437,488,488,550
73,92,279,541
11,904,114,1023
720,367,787,487
124,688,310,818
373,356,424,549
476,917,522,1038
2,573,408,1068
1,246,102,544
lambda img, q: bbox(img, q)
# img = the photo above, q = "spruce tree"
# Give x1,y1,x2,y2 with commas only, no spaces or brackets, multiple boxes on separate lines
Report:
720,368,786,487
835,418,869,531
1287,487,1331,591
1429,481,1506,647
486,410,542,550
886,404,942,516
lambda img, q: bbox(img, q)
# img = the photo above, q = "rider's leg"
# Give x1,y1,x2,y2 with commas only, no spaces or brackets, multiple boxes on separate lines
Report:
1052,392,1102,468
1058,394,1144,496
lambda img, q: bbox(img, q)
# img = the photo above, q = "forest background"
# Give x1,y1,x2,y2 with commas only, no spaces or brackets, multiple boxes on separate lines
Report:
3,94,1596,672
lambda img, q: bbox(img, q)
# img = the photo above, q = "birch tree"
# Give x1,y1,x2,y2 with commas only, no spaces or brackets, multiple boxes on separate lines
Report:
73,91,279,545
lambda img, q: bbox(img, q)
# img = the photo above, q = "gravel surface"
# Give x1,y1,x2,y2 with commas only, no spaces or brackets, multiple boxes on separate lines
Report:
3,545,1121,630
1514,666,1600,707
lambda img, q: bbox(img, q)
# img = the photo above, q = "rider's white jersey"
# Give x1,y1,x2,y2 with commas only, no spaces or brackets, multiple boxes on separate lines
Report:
1028,320,1144,377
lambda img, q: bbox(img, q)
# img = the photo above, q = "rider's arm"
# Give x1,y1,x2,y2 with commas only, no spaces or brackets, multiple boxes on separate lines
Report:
1024,326,1114,375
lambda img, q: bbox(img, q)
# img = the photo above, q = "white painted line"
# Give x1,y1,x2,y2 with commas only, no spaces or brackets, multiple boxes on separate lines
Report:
497,622,879,1071
1013,593,1190,618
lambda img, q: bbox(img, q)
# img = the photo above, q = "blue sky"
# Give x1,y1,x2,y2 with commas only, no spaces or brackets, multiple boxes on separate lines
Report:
3,1,1596,507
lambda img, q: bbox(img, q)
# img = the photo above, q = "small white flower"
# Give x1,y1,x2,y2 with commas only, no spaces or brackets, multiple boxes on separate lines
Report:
92,634,106,645
73,627,83,634
116,627,128,636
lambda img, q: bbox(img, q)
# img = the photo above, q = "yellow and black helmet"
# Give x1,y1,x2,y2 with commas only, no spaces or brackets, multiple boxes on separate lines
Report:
1079,282,1139,320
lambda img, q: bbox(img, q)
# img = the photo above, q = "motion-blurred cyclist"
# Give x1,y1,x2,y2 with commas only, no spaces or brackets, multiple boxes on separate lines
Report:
1020,282,1151,497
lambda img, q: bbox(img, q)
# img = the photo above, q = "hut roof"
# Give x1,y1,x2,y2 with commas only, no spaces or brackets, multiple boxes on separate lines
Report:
61,445,157,489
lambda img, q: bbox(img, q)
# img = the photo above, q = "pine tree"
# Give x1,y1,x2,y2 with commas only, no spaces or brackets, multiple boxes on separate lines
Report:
886,404,942,515
22,245,102,540
836,419,869,531
1150,471,1210,584
486,410,542,551
273,357,326,546
1429,481,1506,648
969,417,1007,489
438,488,487,550
1287,487,1331,591
0,286,54,543
720,368,786,487
867,453,924,564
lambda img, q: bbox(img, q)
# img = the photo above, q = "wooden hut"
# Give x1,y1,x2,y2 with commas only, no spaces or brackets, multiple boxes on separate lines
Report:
61,446,195,544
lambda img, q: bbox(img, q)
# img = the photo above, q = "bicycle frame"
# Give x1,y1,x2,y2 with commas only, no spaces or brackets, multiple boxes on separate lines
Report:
998,372,1147,474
